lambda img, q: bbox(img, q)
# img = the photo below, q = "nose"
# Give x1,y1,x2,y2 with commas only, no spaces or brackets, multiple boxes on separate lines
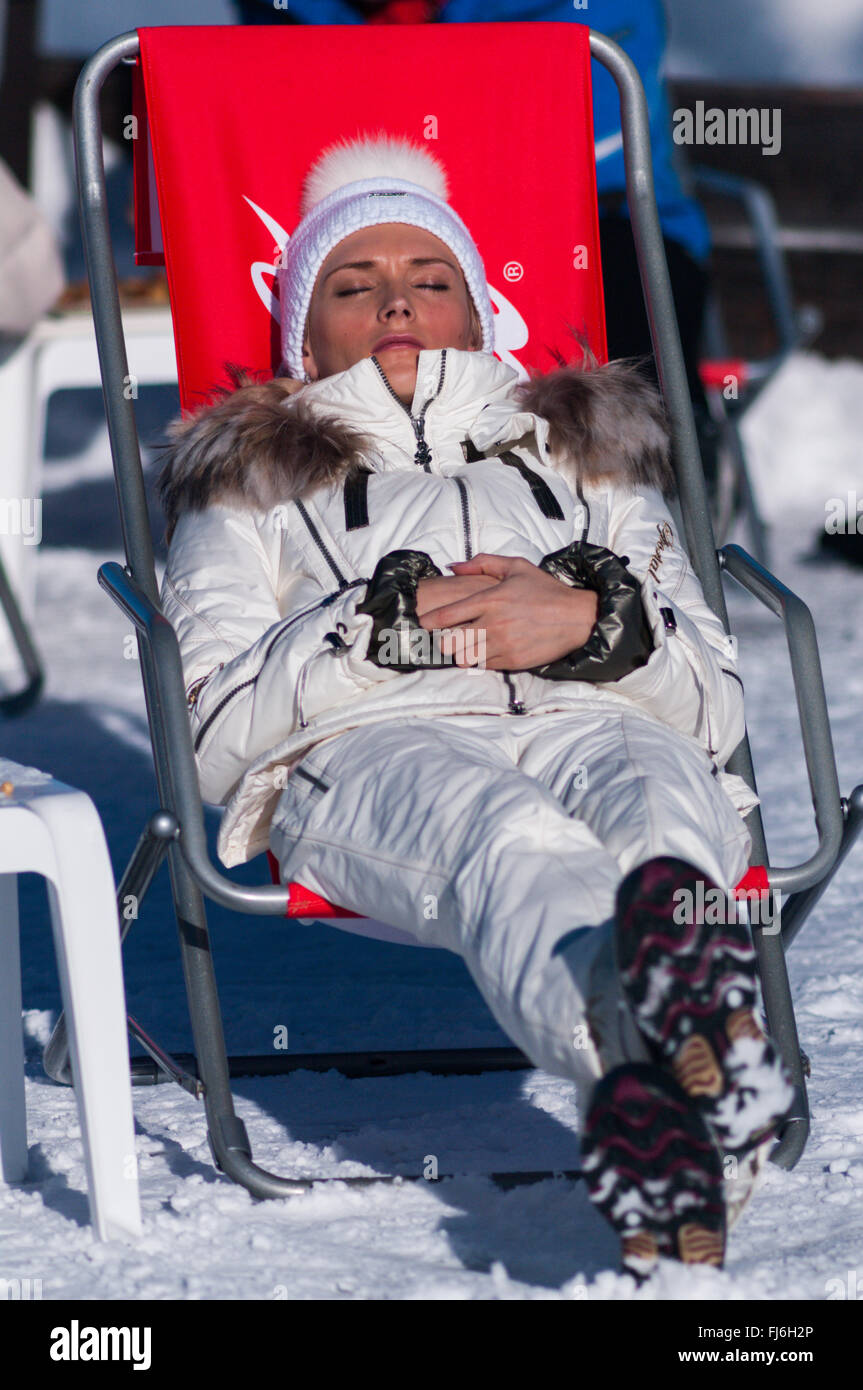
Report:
378,282,415,323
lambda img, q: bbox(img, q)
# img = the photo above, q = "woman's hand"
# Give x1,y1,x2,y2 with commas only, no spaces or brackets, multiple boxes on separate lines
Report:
415,572,499,619
416,554,599,671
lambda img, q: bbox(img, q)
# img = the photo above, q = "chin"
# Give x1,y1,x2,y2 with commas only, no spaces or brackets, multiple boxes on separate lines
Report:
376,354,418,386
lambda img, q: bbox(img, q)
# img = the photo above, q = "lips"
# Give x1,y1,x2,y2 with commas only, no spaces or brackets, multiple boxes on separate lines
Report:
373,336,424,352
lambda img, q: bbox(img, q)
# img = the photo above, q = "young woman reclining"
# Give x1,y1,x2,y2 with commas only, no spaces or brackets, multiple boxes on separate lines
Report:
157,135,792,1279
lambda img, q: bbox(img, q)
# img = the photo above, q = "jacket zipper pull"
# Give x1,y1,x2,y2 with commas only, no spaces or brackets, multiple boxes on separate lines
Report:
503,672,526,714
411,418,432,471
370,351,441,472
186,664,222,711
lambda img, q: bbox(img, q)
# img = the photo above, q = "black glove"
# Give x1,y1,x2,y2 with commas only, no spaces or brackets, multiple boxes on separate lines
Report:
356,549,456,671
529,540,654,683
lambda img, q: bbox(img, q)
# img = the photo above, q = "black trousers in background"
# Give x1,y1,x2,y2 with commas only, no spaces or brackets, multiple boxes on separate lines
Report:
599,214,719,490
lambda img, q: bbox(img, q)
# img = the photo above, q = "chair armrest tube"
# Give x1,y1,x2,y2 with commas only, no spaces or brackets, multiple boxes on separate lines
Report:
98,562,290,914
719,545,844,892
780,784,863,952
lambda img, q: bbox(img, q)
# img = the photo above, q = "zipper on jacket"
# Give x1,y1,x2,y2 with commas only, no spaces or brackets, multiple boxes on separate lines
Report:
661,611,706,741
503,672,526,715
455,476,473,559
295,498,350,587
370,349,447,472
194,674,259,753
452,442,521,713
191,580,367,753
452,473,523,712
186,663,223,711
666,617,721,761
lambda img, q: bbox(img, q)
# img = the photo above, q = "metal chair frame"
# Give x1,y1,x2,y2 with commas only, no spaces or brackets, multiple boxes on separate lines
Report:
43,27,862,1197
694,165,825,564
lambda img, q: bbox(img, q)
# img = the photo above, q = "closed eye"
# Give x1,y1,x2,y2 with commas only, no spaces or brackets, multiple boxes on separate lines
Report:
335,283,450,297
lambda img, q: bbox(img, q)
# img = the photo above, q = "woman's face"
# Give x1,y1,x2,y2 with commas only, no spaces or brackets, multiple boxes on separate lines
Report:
301,223,482,406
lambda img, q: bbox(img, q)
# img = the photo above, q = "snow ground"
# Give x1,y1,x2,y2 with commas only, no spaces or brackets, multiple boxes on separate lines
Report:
0,355,862,1301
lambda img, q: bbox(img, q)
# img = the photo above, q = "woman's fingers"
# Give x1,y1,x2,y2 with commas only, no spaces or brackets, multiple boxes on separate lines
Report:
415,573,498,618
447,553,530,579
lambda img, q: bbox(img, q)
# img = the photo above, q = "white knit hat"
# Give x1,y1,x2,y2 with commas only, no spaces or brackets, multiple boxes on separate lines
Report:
278,133,496,380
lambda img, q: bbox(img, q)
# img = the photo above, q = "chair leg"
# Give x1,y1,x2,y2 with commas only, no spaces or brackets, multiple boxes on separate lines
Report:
0,874,28,1183
165,839,313,1197
754,920,809,1170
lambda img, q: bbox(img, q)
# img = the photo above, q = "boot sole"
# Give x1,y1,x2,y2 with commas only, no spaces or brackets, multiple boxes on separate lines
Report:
581,1062,726,1278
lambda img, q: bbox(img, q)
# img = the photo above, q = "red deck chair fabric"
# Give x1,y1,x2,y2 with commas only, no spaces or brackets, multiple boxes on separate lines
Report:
133,22,607,408
133,23,763,920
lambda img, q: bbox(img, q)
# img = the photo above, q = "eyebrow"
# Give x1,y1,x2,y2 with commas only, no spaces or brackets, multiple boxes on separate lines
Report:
324,256,458,281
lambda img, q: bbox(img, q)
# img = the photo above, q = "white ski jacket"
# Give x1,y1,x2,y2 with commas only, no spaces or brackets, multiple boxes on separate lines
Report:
158,348,756,867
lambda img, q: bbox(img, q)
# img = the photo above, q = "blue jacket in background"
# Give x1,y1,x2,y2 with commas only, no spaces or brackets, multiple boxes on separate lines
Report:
235,0,710,263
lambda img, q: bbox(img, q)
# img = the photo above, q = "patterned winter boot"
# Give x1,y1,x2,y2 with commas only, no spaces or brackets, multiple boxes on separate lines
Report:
612,856,795,1161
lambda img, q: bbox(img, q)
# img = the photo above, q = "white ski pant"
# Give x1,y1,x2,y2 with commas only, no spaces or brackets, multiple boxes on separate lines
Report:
269,707,752,1106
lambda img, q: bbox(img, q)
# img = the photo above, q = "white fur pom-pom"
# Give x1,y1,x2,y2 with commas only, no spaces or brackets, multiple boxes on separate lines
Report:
300,132,449,216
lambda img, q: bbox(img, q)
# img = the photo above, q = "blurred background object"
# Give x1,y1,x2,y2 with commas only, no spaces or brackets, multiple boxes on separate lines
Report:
3,0,861,358
0,153,65,334
2,0,857,348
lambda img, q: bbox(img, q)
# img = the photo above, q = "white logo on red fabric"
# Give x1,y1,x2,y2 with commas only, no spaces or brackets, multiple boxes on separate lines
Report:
242,195,531,381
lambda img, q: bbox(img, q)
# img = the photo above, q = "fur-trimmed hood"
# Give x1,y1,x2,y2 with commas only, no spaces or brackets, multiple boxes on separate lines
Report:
157,351,674,544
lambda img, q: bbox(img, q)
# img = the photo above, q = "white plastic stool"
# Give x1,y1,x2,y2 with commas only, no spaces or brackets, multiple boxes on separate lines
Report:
0,759,142,1240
